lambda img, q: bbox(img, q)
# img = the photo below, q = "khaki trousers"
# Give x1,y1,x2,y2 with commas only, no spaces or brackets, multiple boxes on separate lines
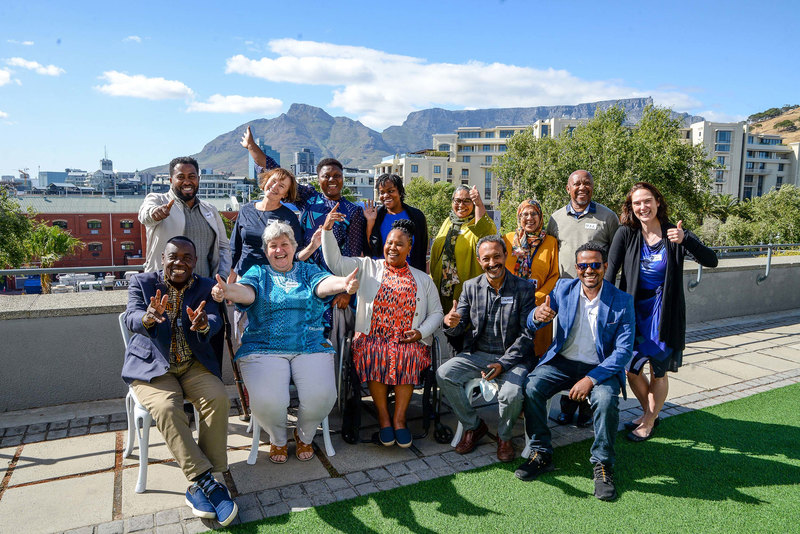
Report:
131,359,229,480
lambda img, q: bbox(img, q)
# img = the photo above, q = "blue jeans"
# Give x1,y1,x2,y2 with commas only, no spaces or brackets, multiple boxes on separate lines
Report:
524,355,620,466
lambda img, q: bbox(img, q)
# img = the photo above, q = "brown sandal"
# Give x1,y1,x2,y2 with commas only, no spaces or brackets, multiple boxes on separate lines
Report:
294,429,315,461
268,443,288,464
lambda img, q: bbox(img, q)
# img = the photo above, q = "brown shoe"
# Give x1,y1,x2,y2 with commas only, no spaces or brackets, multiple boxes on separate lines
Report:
455,420,488,454
497,439,515,462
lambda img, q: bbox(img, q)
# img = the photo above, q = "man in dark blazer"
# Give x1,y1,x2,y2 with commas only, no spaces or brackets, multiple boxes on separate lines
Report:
123,236,237,526
437,234,536,462
515,241,634,501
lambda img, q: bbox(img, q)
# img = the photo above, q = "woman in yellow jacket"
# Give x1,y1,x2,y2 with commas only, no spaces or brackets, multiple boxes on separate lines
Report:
430,185,497,313
503,199,559,359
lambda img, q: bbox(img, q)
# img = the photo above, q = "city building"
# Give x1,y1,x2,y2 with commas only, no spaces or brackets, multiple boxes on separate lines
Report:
689,121,799,199
373,118,588,208
248,138,281,180
293,148,315,175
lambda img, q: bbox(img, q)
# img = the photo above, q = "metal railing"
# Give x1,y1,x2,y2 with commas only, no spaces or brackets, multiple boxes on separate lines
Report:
688,243,800,291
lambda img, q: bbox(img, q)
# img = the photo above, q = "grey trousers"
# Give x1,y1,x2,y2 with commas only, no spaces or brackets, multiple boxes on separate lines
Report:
436,350,527,441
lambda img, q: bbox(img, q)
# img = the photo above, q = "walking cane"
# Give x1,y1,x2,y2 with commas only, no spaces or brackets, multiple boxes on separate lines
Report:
221,303,249,422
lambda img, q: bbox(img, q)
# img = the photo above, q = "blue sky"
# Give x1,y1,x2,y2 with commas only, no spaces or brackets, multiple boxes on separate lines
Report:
1,0,797,176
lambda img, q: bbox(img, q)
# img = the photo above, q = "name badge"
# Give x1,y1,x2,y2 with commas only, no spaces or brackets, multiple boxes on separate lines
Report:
585,222,598,230
501,297,514,305
651,253,663,262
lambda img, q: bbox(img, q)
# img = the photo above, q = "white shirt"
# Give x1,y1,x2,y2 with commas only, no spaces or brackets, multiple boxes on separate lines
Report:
560,284,603,365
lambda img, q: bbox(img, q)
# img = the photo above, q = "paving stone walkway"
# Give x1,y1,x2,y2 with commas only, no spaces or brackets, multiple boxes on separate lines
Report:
1,309,799,534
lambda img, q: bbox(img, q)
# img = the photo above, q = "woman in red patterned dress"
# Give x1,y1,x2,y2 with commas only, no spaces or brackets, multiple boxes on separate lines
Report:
322,211,443,448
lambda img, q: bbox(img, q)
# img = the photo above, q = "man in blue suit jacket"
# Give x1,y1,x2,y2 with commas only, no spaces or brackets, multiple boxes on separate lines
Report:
124,236,237,526
515,241,634,501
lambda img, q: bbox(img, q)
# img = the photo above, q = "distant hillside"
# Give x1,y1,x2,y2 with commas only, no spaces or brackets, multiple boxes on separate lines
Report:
749,106,800,144
144,98,703,175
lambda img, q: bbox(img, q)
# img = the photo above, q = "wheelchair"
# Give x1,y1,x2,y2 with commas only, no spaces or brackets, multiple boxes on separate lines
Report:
336,330,454,445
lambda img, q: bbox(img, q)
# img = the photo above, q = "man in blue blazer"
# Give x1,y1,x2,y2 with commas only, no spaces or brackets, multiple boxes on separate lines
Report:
515,241,634,501
124,236,237,526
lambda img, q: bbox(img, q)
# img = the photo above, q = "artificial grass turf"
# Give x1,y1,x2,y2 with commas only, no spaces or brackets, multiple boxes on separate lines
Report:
221,383,800,534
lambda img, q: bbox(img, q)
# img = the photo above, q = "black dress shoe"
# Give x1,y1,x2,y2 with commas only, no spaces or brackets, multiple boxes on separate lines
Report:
576,401,593,427
626,425,656,442
623,416,660,432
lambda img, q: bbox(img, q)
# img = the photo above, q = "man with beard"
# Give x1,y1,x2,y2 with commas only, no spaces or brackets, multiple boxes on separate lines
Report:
515,242,634,501
437,235,536,462
139,157,231,279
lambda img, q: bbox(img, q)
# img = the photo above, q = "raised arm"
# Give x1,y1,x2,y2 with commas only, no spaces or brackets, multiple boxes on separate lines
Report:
211,274,256,306
240,126,279,172
469,185,486,222
315,267,359,298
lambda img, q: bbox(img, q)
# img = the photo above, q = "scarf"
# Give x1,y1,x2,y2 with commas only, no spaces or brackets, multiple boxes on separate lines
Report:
511,199,547,280
439,210,472,299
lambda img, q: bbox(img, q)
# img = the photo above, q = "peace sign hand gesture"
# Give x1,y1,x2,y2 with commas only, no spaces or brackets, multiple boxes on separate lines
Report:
186,300,208,332
143,290,168,327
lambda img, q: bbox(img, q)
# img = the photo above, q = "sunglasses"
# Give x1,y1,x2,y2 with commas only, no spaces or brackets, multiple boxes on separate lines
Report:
576,262,603,271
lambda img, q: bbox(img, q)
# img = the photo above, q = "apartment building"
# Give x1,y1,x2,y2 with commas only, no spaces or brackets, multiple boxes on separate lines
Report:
689,121,799,199
374,118,587,208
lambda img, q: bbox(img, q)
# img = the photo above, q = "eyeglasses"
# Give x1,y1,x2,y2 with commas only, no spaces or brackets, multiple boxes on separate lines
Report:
576,262,603,271
453,199,473,206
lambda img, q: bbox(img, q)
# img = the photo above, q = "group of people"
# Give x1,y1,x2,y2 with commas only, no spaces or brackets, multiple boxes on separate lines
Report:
122,134,718,525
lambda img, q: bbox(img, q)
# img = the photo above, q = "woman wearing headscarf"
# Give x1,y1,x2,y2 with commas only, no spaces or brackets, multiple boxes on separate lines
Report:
502,199,559,359
429,185,497,313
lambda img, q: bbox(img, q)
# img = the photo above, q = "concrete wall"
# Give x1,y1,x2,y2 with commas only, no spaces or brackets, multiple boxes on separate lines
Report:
1,255,798,412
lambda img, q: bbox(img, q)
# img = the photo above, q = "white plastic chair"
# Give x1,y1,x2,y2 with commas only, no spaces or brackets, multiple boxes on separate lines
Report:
118,313,199,493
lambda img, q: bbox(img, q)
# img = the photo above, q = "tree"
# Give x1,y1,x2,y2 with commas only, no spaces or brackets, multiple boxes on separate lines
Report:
26,221,84,294
494,105,714,232
0,186,34,269
403,177,455,238
711,185,800,246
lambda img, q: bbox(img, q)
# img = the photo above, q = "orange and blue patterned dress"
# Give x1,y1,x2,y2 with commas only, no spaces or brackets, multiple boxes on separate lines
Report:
351,262,431,385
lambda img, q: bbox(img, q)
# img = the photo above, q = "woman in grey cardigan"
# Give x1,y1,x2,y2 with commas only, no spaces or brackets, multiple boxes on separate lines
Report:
322,206,443,448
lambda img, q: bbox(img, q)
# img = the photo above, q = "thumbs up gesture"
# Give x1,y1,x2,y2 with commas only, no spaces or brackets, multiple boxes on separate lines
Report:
344,267,359,295
534,295,556,323
323,202,345,231
444,299,462,328
186,300,208,332
211,274,228,303
151,198,175,222
667,220,685,244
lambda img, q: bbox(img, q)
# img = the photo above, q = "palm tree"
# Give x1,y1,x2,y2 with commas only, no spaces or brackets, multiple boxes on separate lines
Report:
26,222,84,294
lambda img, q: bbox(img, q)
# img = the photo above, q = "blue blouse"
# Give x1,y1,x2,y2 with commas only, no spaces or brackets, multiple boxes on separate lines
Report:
639,239,667,291
229,202,304,276
235,262,333,358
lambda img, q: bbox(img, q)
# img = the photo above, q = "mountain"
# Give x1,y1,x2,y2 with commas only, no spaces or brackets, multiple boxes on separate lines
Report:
144,98,703,175
748,106,800,144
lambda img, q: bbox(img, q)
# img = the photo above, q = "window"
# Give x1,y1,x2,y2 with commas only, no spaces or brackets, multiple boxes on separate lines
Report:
743,187,752,199
715,184,723,194
458,131,480,139
778,163,785,171
715,170,725,182
716,156,726,166
120,219,134,229
461,169,469,177
757,176,764,197
499,145,508,152
462,156,470,162
499,130,515,138
411,164,418,173
461,180,469,185
747,151,754,158
758,151,770,159
567,126,576,137
747,135,754,144
485,156,492,164
715,130,732,152
52,220,68,229
482,144,491,152
541,124,550,138
484,132,495,138
87,220,102,229
438,144,450,152
433,165,441,174
745,162,754,169
447,168,453,177
459,146,473,152
433,178,440,183
744,174,754,184
88,243,103,251
777,176,783,189
485,169,492,199
120,242,134,251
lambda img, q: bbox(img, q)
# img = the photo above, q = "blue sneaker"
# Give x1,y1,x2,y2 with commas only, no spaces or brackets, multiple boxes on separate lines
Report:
197,474,238,526
395,428,412,448
185,483,216,519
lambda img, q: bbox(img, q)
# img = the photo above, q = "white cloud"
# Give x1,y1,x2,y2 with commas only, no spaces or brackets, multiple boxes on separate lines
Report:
226,39,703,129
123,35,142,43
186,94,283,114
696,110,747,123
6,57,65,76
7,40,34,46
0,110,8,118
95,71,194,100
0,69,12,86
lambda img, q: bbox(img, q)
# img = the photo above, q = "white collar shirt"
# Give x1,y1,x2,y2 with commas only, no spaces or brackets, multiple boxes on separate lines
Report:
560,283,603,365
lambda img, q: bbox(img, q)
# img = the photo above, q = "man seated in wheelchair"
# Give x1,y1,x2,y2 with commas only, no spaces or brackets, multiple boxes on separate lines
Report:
122,236,237,526
438,235,536,463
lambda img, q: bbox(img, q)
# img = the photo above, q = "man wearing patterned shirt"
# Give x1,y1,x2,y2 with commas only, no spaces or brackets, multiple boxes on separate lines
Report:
241,126,365,311
122,236,237,526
